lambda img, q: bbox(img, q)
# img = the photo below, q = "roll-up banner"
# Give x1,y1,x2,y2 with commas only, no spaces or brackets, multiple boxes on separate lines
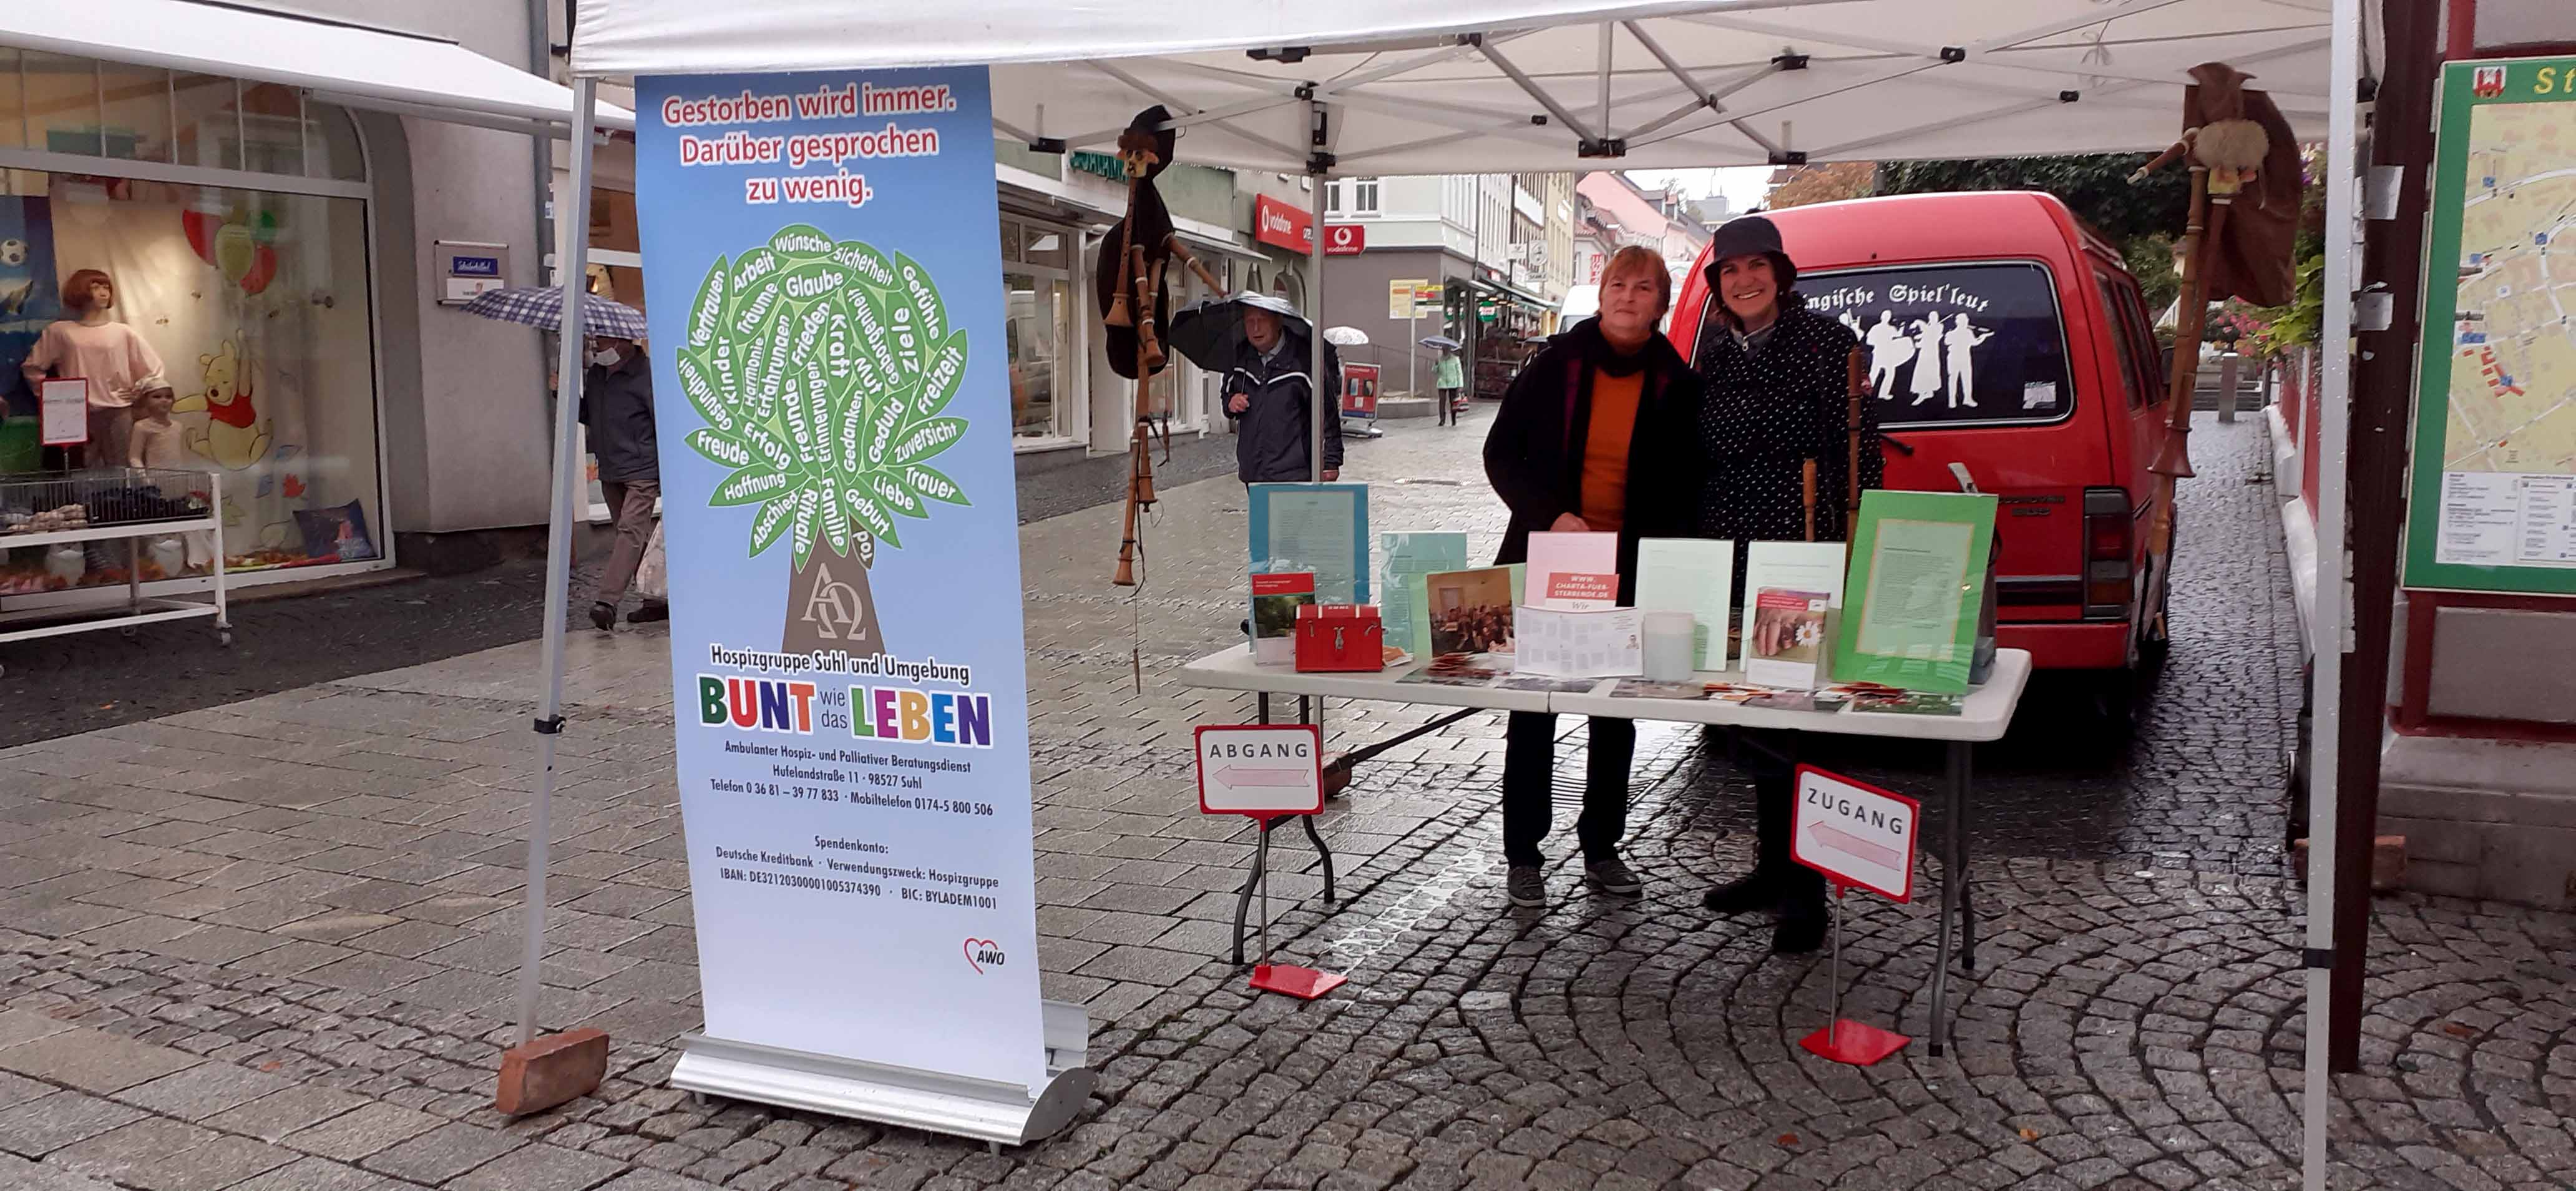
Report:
633,66,1060,1122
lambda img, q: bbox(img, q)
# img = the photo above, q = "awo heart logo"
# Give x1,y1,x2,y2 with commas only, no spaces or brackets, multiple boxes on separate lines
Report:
962,938,1003,973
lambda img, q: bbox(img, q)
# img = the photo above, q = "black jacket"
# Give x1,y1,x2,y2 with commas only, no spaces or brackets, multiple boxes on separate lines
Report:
1691,294,1885,609
581,350,658,484
1482,318,1704,602
1223,338,1344,483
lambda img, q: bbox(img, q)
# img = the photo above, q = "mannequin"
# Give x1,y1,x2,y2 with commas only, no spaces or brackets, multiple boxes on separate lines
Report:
22,268,166,469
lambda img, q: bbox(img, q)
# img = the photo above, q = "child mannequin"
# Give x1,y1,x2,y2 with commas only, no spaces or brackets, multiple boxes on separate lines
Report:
127,385,185,469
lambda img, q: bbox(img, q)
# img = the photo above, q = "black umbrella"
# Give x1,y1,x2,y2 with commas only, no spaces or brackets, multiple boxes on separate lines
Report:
1165,292,1312,370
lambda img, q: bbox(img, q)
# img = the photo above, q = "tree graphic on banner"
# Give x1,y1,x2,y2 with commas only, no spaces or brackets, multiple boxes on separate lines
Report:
676,225,971,652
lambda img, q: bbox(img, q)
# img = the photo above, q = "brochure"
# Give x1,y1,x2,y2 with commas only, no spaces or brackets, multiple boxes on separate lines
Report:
1608,679,1717,700
1377,532,1470,657
1635,537,1735,670
1849,690,1966,716
1249,483,1370,605
1525,531,1619,609
1413,565,1523,659
1742,587,1833,689
1514,605,1643,679
1739,541,1846,674
1248,571,1316,664
1832,490,1998,694
1497,675,1603,694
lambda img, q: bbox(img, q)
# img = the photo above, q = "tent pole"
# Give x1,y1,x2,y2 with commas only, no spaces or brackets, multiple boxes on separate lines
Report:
1308,99,1328,485
515,74,598,1050
2302,0,2363,1184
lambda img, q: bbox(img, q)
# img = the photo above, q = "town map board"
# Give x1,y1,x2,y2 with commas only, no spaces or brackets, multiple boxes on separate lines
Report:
2408,55,2576,594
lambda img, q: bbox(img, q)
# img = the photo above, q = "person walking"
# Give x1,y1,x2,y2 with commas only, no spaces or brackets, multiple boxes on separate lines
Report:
1435,345,1466,426
1689,215,1885,953
580,335,666,630
1483,245,1704,908
1224,304,1342,483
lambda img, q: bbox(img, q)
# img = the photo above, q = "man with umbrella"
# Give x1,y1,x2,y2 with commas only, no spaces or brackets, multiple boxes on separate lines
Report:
578,333,663,630
1205,295,1339,482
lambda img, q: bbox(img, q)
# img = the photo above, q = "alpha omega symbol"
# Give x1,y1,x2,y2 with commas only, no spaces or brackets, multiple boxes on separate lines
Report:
800,560,869,642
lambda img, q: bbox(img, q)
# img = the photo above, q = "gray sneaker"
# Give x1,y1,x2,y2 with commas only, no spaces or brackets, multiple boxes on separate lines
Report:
1506,865,1547,908
1586,856,1644,896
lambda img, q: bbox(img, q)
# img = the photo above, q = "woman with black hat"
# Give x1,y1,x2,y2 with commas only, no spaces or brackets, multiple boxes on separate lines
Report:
1690,214,1884,953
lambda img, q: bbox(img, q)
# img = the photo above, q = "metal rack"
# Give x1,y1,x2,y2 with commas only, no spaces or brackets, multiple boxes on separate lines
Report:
0,468,230,673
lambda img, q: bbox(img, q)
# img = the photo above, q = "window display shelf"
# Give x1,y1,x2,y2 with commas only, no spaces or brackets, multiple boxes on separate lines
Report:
0,471,230,671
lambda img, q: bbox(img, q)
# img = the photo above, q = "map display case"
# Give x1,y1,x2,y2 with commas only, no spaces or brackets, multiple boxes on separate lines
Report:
2408,55,2576,594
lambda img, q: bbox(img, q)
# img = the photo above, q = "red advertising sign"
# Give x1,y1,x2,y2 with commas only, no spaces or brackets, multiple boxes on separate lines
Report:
1323,223,1365,255
1253,195,1312,253
1341,363,1379,418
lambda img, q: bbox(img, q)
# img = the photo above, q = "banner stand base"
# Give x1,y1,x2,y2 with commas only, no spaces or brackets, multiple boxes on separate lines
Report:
1799,1020,1909,1066
670,1001,1096,1146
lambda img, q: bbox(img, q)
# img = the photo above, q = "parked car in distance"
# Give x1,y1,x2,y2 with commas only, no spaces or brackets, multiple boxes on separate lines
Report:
1671,191,2177,691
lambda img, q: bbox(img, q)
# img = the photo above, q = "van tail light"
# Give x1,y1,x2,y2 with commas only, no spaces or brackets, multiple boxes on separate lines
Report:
2084,487,2134,617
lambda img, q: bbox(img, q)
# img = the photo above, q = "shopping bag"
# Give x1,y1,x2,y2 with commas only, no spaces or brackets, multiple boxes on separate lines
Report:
635,519,668,601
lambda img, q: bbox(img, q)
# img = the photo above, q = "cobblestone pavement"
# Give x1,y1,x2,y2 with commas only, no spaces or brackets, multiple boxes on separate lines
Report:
3,411,2571,1191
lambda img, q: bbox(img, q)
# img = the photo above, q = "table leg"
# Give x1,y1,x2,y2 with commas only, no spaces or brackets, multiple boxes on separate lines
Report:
1257,693,1271,725
1298,695,1311,726
1231,819,1275,967
1958,744,1978,973
1300,814,1336,904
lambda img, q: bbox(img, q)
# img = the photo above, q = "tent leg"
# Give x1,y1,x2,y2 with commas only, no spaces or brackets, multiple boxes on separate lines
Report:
2302,1,2364,1186
1306,99,1328,485
515,76,600,1053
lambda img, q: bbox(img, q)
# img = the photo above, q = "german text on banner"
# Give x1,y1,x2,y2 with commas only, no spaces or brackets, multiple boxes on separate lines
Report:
633,66,1043,1093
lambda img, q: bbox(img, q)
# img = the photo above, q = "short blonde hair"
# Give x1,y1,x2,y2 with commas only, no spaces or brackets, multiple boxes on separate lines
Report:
1599,245,1671,315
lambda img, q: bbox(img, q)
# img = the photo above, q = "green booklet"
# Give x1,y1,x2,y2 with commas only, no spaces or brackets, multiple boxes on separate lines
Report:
1832,490,1998,694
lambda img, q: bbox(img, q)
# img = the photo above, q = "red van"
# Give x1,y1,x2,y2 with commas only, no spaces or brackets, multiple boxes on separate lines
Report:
1672,191,2175,684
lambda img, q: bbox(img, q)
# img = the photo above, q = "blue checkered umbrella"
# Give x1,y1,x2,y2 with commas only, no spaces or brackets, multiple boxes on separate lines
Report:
459,286,649,339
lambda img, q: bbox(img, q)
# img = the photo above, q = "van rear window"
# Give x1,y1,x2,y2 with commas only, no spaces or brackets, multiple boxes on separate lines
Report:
1802,262,2074,429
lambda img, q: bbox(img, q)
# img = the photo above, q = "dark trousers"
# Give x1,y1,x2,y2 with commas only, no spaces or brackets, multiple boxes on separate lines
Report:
1741,729,1827,906
1501,711,1634,865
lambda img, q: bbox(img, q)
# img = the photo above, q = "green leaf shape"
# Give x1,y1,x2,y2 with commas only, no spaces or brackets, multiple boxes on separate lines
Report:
686,256,729,351
892,250,946,351
835,369,874,480
685,426,752,469
790,488,818,571
781,360,827,472
863,376,915,470
910,330,969,421
781,261,859,315
748,493,795,556
769,224,837,260
676,349,737,436
844,285,905,396
901,464,968,506
712,466,795,506
707,338,741,408
832,240,898,291
729,272,787,341
853,527,876,570
731,248,783,302
742,420,796,476
801,358,839,473
889,416,966,466
745,306,794,424
866,471,924,518
817,474,851,556
844,486,900,548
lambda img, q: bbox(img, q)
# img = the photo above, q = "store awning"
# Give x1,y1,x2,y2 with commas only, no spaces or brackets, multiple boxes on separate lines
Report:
1,0,633,137
574,0,2363,173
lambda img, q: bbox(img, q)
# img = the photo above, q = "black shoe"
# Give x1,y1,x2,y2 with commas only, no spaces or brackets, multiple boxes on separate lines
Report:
628,602,670,624
589,602,617,632
1702,870,1785,914
1772,902,1828,954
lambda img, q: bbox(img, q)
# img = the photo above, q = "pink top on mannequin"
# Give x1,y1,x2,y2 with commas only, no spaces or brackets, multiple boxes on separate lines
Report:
22,270,165,410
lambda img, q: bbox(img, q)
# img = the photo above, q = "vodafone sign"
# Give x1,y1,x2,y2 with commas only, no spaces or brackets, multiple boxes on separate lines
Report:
1323,224,1365,255
1252,196,1312,253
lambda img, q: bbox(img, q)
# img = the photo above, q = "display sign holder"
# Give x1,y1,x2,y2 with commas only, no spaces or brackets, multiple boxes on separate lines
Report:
39,377,87,446
1195,725,1344,998
1790,765,1920,1066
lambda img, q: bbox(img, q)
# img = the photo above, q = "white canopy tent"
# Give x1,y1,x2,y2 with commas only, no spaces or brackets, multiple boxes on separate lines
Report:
0,0,636,135
566,0,2374,1182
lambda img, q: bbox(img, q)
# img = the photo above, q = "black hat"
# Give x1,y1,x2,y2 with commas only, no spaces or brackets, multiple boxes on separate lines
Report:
1704,213,1796,290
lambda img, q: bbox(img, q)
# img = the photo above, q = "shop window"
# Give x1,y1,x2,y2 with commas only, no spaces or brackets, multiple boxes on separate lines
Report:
0,169,383,587
19,52,107,159
1005,270,1071,441
96,62,172,165
1327,177,1379,217
171,72,240,172
238,84,307,178
1020,223,1067,270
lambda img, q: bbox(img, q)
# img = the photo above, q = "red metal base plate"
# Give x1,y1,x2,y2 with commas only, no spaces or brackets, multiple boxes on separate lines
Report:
1249,963,1346,999
1800,1020,1909,1065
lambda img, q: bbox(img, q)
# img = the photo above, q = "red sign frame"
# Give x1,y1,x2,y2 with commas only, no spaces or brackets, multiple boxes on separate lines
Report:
1323,223,1365,255
1340,363,1379,418
1194,724,1323,816
1789,765,1920,903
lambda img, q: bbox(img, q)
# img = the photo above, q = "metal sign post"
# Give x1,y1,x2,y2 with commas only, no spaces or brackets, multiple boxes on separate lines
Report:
1196,724,1345,999
1790,765,1920,1066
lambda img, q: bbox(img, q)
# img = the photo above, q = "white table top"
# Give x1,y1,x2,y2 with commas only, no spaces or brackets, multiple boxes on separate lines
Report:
1176,646,2032,743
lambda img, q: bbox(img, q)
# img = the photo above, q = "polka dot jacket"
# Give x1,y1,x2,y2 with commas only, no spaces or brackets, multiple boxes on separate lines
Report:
1690,290,1886,549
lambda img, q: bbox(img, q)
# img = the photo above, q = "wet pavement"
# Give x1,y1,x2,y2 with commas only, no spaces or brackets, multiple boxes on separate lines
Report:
1,409,2569,1191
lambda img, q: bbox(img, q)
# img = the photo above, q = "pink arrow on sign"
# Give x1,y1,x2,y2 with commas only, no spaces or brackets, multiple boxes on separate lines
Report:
1216,766,1309,787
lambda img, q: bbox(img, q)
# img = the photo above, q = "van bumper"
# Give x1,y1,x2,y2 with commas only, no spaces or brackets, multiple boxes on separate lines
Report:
1998,621,2132,671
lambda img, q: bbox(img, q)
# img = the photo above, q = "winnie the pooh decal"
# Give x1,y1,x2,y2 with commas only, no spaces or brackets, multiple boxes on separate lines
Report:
173,338,271,470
